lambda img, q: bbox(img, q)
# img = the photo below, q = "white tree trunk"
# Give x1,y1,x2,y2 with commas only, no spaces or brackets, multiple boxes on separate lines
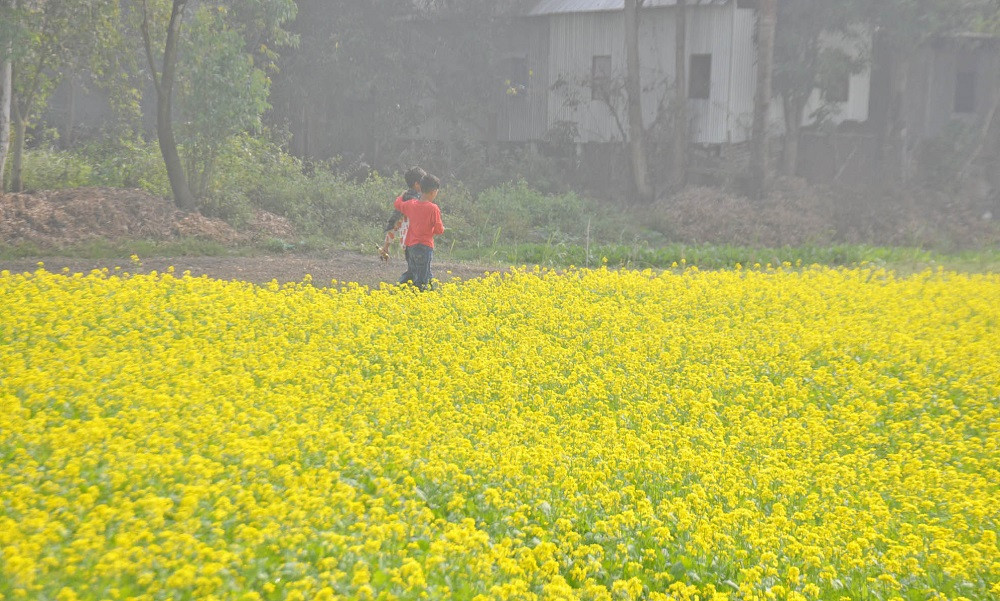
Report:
0,40,11,192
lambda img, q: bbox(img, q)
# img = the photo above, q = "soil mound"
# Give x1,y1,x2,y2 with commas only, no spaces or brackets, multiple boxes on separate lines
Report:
0,188,294,246
652,178,999,248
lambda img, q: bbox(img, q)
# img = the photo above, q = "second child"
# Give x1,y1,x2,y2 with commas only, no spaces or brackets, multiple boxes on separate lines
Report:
379,166,426,262
395,174,444,290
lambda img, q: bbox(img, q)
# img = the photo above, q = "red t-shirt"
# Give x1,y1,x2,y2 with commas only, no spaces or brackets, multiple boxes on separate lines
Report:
394,197,444,248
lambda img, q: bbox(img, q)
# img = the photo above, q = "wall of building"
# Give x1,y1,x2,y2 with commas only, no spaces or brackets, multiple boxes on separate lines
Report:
908,38,1000,141
539,3,757,145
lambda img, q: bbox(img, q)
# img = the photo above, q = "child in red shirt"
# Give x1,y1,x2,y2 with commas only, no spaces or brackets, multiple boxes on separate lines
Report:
395,174,444,290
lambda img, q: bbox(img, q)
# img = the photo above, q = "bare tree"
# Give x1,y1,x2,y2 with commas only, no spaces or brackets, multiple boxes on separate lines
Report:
624,0,654,203
749,0,778,196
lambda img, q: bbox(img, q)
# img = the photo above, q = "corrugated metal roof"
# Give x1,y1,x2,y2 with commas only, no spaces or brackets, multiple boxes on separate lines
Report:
528,0,728,16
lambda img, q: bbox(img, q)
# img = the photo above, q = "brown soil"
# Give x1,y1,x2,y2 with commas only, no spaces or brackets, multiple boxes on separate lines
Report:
651,177,1000,248
0,252,501,288
0,187,294,245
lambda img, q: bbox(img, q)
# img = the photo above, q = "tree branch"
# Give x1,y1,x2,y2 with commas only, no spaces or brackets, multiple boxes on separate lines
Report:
161,0,188,98
140,0,162,97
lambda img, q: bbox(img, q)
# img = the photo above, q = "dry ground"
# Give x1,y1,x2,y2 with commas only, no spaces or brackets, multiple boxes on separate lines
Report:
0,251,501,288
0,188,501,286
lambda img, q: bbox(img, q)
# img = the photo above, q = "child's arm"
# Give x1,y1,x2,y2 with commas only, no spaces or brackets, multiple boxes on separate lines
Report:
432,206,444,236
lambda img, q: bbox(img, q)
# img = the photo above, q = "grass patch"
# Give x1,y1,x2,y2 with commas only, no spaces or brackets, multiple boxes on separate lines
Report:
6,232,998,275
449,242,1000,273
7,237,998,274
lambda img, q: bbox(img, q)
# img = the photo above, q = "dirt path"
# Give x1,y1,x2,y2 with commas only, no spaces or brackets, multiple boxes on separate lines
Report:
0,251,503,288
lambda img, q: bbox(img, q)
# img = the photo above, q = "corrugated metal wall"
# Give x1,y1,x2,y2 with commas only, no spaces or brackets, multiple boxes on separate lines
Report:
684,4,737,144
727,6,757,144
546,11,624,143
539,3,757,145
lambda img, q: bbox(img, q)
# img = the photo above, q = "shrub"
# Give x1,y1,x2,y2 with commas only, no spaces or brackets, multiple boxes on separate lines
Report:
446,179,645,249
16,148,94,191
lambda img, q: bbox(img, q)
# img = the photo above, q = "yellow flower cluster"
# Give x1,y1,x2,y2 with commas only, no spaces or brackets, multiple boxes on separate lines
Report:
1,265,998,601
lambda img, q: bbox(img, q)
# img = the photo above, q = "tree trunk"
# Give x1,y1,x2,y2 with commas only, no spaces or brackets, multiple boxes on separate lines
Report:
671,0,688,190
749,0,777,196
895,59,910,183
0,52,11,192
10,101,25,192
879,52,910,184
624,0,653,203
143,0,196,210
64,75,76,149
781,93,804,176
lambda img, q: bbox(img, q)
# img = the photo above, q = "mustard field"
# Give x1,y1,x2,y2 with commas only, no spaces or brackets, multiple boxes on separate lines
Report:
1,265,998,601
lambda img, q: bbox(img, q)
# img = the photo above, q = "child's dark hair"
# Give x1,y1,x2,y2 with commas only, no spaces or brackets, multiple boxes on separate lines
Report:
404,166,426,188
419,174,440,192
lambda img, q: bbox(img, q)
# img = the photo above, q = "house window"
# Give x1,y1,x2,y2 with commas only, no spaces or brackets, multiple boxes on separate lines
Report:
689,54,712,100
592,55,612,100
955,71,977,114
503,57,529,98
824,72,850,103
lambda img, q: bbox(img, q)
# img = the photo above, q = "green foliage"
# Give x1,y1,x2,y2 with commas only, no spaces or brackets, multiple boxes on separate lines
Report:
444,179,642,249
227,0,299,69
177,6,271,200
15,138,170,196
183,133,397,235
0,2,30,63
113,0,296,207
15,147,93,191
78,138,172,197
9,0,115,124
86,2,144,135
203,133,306,226
255,168,398,240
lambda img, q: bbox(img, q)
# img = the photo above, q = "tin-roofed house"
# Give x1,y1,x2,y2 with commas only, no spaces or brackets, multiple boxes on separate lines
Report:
498,0,760,148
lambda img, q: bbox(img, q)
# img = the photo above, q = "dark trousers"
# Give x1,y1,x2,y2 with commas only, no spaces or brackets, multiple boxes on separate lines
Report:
402,244,433,290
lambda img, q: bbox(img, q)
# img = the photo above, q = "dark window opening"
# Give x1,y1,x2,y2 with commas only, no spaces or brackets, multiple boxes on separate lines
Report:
592,55,612,100
955,71,977,114
503,57,529,98
689,54,712,100
824,72,850,103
